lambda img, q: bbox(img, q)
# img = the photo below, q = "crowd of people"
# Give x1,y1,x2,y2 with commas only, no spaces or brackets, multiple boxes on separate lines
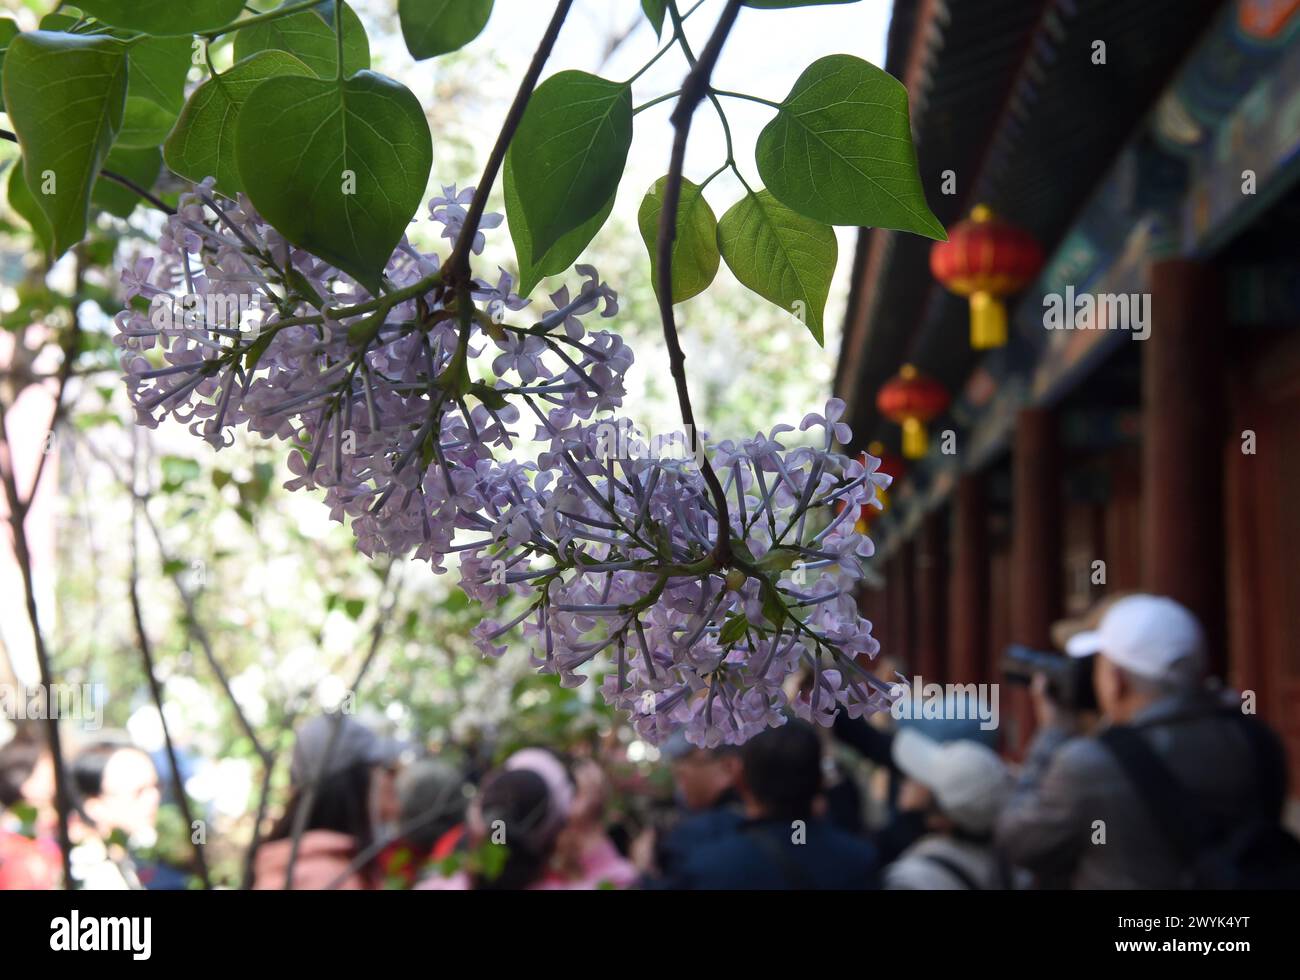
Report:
1,592,1296,890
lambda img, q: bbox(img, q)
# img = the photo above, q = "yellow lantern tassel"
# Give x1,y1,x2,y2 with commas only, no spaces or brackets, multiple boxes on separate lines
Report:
901,417,928,458
969,290,1008,349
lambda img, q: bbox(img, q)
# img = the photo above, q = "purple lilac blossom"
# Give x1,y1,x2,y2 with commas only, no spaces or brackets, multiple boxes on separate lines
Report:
115,179,894,746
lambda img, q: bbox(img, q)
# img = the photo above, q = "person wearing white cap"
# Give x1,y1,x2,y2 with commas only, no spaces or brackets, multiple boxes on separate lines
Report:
995,594,1289,889
884,730,1016,889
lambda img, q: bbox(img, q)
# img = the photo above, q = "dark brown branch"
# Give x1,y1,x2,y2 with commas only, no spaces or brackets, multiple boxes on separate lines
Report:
0,317,81,887
656,0,743,565
444,0,576,285
135,500,278,888
127,433,212,888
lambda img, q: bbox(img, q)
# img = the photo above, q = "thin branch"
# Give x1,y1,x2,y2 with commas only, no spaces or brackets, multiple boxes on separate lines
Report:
655,0,743,565
134,496,278,888
126,435,212,888
138,504,271,765
0,315,81,887
444,0,576,285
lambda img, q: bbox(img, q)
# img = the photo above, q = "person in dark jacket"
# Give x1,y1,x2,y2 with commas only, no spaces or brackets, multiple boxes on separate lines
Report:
654,721,879,889
996,594,1288,889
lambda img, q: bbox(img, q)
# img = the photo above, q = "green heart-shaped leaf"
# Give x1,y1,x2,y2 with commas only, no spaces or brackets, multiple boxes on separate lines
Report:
2,31,127,259
398,0,494,60
756,53,944,239
233,1,370,79
638,175,720,304
508,70,632,258
165,51,315,196
74,0,247,34
236,70,433,295
717,188,837,345
127,35,192,113
504,148,614,297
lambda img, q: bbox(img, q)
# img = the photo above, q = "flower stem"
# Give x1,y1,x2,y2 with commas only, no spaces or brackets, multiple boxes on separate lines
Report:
712,89,781,110
657,0,744,566
444,0,576,285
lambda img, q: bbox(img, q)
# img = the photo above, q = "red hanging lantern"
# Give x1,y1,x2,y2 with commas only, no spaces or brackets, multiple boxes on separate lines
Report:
930,204,1044,350
876,364,949,459
864,440,903,519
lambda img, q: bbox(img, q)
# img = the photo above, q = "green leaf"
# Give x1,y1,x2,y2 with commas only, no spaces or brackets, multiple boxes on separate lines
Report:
719,613,749,646
1,32,128,259
6,165,52,255
641,0,667,36
160,455,201,491
504,148,613,297
398,0,493,60
638,176,719,304
509,70,632,258
756,54,944,239
243,327,278,371
760,580,788,628
0,19,19,112
118,96,177,148
233,2,369,79
236,71,433,295
92,145,162,218
717,188,836,345
126,35,192,113
165,51,315,196
74,0,247,34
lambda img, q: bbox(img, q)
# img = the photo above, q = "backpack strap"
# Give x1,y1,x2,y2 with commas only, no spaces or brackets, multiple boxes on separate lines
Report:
1098,726,1215,859
1224,711,1288,818
921,852,983,890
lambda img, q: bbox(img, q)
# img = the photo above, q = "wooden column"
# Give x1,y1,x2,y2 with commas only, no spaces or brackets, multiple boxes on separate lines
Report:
1010,408,1062,754
880,555,897,663
889,539,917,675
1142,259,1226,672
948,473,989,685
914,512,948,682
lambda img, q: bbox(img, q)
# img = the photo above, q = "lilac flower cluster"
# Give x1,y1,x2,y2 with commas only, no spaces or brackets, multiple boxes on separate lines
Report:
114,180,893,746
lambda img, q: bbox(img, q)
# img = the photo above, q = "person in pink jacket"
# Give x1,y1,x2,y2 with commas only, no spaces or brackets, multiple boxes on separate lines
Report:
418,748,637,890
